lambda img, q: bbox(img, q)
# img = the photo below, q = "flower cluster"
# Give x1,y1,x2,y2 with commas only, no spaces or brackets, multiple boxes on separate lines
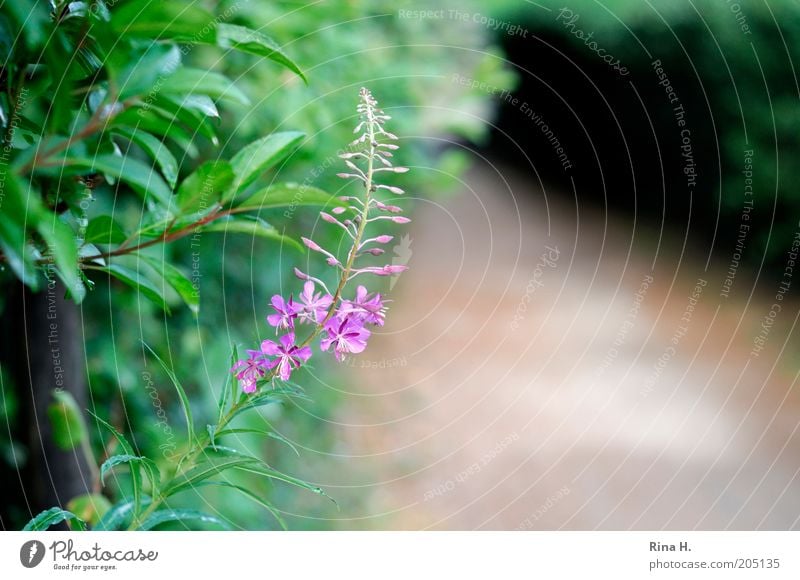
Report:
231,88,409,393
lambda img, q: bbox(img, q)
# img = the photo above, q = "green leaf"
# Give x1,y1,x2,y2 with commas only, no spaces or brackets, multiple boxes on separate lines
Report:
138,509,230,531
160,68,250,106
100,454,140,486
64,155,172,206
176,94,219,119
66,493,113,527
234,464,333,503
23,507,87,531
216,24,306,82
85,216,127,245
217,345,238,422
94,497,152,531
236,182,340,211
37,218,86,302
88,412,143,521
111,1,218,42
142,343,194,446
197,481,287,530
151,95,218,145
215,427,300,456
162,456,258,498
228,385,310,422
201,215,302,251
140,256,199,315
112,108,199,157
113,128,179,189
97,263,170,313
100,454,160,494
46,390,87,451
113,43,181,100
2,0,50,50
176,160,233,212
0,174,40,289
228,132,304,196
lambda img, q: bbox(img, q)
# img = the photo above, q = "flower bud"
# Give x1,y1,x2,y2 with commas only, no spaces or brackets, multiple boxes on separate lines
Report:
382,264,408,274
301,237,321,251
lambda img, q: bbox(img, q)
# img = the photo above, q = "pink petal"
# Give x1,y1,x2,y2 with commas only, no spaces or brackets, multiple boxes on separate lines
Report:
303,280,314,300
295,346,313,362
279,333,295,350
260,339,281,356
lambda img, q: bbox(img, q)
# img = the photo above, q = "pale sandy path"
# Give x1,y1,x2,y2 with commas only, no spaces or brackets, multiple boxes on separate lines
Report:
307,162,800,530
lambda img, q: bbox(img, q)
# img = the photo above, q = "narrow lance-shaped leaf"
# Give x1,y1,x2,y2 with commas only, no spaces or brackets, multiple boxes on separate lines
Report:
195,481,288,530
215,427,300,456
88,412,143,522
23,507,87,531
142,343,195,447
94,498,152,531
234,463,334,504
217,344,238,423
162,456,258,498
137,509,230,531
100,454,161,494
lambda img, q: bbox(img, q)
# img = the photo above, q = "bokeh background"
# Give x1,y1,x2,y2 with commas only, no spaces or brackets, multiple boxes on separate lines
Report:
3,0,800,530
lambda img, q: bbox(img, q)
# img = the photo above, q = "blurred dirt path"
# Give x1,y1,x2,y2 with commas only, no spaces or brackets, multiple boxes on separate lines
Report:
323,161,800,530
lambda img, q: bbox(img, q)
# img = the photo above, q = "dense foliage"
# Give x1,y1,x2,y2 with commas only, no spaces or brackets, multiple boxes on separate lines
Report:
0,0,511,530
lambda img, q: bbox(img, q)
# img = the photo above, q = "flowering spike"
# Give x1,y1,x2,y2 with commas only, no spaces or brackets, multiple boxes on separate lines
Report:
233,88,412,394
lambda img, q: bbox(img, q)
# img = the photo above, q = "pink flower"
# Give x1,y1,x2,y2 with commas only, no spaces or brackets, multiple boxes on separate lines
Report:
230,351,269,394
259,332,312,381
321,315,371,361
267,294,298,330
339,285,386,326
298,280,333,324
